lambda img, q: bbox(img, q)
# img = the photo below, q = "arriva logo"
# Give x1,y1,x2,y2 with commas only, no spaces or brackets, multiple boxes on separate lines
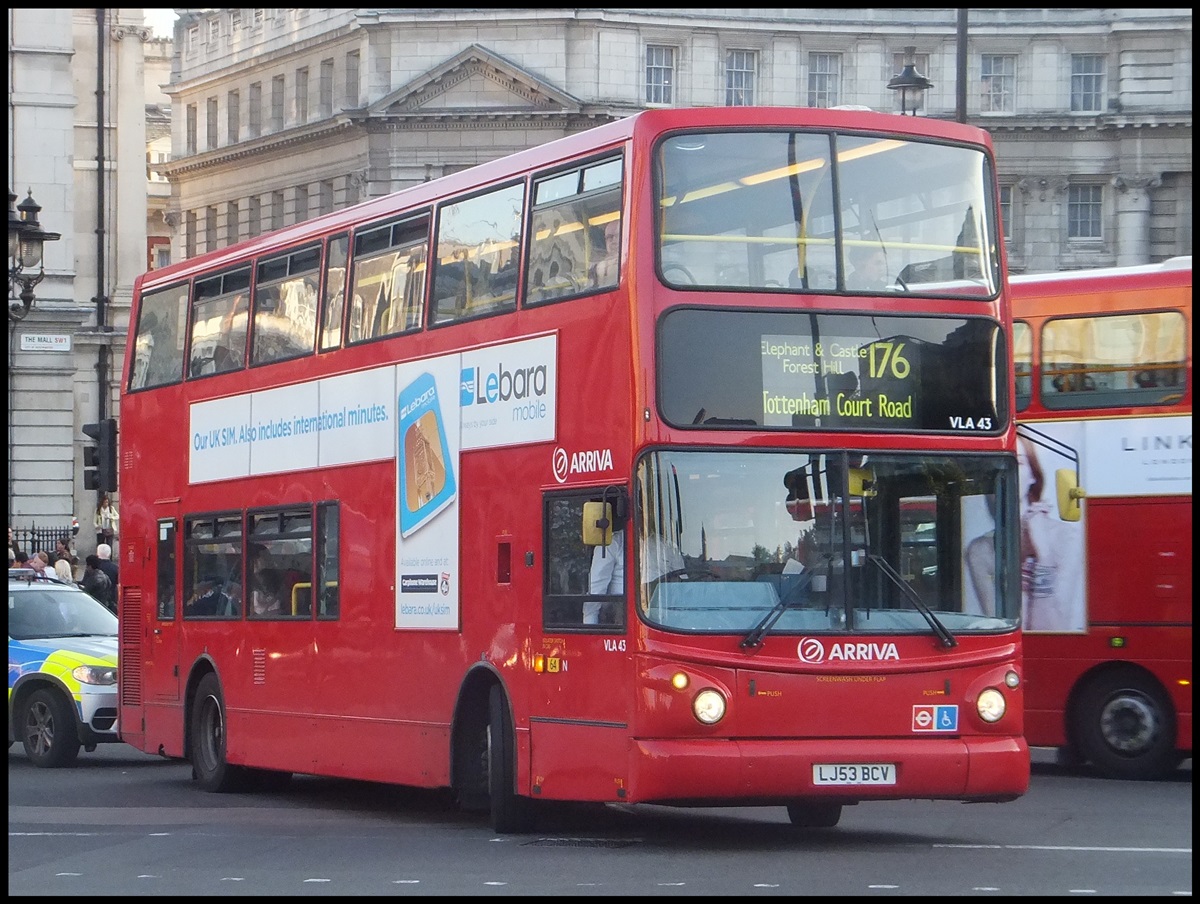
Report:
551,446,614,484
797,637,901,663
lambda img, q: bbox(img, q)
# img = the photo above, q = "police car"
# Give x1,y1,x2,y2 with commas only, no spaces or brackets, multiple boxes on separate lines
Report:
8,568,120,766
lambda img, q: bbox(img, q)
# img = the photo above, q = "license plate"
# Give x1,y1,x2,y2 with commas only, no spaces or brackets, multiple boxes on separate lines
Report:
812,763,896,785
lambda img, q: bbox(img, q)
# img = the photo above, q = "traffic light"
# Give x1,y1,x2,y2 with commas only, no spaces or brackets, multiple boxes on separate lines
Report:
82,418,118,492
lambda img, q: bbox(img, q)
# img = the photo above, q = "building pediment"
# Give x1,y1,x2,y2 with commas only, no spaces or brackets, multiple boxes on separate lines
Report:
364,43,580,118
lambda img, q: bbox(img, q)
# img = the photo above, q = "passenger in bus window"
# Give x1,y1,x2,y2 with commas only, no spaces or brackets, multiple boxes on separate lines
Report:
590,218,621,290
248,544,284,617
846,246,888,290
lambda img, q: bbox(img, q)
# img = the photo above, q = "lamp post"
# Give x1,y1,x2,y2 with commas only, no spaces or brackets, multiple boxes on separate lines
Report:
887,46,933,116
8,188,61,322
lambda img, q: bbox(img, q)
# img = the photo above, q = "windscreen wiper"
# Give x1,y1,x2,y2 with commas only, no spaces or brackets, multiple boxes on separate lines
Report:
740,555,832,650
867,554,957,648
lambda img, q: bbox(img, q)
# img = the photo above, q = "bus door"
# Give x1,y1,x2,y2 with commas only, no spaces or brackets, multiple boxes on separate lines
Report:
143,517,182,705
531,490,632,800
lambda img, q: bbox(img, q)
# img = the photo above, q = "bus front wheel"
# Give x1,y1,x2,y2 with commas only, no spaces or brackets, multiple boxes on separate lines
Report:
487,685,535,834
1072,669,1178,781
190,673,248,792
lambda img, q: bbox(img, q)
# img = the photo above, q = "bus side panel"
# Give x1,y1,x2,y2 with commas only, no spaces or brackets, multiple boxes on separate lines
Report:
1023,495,1193,750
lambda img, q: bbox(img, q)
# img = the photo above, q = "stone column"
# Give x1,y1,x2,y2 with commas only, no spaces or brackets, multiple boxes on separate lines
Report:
111,21,152,334
1112,174,1160,267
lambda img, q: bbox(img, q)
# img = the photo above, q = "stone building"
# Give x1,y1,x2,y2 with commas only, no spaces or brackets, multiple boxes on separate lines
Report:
5,8,1192,540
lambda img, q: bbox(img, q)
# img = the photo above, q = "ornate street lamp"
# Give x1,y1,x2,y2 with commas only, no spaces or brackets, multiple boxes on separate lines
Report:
887,46,933,116
8,187,61,322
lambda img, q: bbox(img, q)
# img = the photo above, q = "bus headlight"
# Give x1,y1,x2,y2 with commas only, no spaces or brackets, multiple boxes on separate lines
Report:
976,687,1006,723
73,665,117,686
693,688,727,725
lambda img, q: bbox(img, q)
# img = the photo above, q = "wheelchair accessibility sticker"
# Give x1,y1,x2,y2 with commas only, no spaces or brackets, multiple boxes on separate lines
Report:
912,704,958,732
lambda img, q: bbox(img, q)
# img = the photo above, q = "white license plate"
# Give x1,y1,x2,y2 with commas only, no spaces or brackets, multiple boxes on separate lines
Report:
812,763,896,785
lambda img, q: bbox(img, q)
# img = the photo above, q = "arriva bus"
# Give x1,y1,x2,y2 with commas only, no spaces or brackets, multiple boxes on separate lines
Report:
1012,257,1192,780
117,106,1030,832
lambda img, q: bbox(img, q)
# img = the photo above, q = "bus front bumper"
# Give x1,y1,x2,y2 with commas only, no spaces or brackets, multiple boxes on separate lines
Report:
624,735,1029,805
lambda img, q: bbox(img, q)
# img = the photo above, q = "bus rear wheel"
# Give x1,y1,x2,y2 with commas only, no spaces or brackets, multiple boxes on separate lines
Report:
786,802,842,828
487,685,535,834
190,673,248,792
1072,669,1178,781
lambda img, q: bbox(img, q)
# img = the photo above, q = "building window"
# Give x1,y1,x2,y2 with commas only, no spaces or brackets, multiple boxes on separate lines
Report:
271,75,285,131
724,50,756,106
207,16,221,44
646,45,675,105
890,51,931,113
227,90,240,144
248,196,261,239
1067,184,1103,240
345,51,360,107
206,97,218,149
252,9,265,28
229,10,242,30
980,54,1016,113
294,184,309,225
205,206,218,252
999,184,1013,244
185,210,196,258
271,190,284,231
154,244,172,270
248,82,262,138
807,53,841,108
320,180,335,216
1071,54,1106,113
295,67,309,126
185,104,197,154
226,201,239,246
319,59,334,118
185,24,200,54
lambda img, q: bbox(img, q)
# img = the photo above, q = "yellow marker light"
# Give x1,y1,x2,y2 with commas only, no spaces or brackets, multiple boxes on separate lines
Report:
671,672,689,690
533,654,545,673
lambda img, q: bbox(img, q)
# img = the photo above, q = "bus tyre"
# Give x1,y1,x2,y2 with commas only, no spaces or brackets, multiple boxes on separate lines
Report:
19,687,82,768
786,802,842,828
190,673,248,792
487,684,535,834
1073,669,1177,781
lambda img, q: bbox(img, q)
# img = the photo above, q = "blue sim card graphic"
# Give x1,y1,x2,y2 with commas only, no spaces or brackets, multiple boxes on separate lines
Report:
398,371,457,537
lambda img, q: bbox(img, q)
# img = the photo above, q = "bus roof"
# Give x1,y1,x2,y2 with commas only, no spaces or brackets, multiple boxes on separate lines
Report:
1011,256,1191,289
136,105,996,294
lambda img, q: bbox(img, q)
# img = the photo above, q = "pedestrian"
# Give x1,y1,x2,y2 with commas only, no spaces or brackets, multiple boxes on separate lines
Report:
11,550,30,570
53,558,75,584
94,492,119,547
34,551,57,578
96,542,120,597
81,554,115,612
54,534,74,563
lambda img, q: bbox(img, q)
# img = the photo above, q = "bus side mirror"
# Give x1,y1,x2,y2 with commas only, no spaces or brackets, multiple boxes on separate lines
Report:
1055,468,1086,522
848,467,877,497
582,501,613,547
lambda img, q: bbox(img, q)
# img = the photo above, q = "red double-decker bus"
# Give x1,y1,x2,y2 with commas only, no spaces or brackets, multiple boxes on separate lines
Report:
118,106,1029,831
1012,258,1192,780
